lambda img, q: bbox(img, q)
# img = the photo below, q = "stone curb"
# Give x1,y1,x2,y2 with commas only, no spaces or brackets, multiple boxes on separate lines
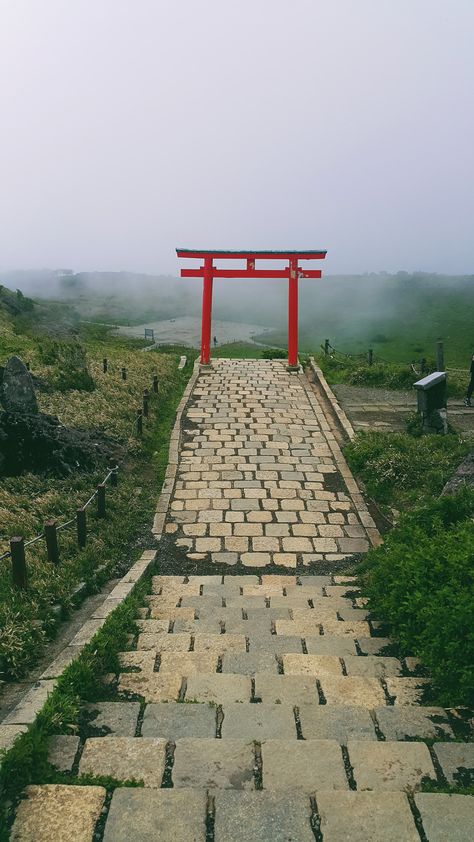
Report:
302,365,382,550
309,357,356,441
152,358,201,538
0,359,198,750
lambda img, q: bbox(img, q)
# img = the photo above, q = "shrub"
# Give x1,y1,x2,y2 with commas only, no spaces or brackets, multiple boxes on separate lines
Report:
347,362,416,390
359,490,474,706
262,347,287,359
37,340,95,391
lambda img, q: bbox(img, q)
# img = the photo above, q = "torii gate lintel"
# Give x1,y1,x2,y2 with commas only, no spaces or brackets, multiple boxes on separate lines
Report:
176,249,328,368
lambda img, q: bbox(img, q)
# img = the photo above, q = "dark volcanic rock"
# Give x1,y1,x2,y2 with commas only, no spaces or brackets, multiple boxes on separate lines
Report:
0,355,38,414
442,451,474,495
0,411,121,477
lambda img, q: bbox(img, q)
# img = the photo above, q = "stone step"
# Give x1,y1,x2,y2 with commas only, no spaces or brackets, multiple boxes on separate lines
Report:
76,700,455,744
72,735,443,793
13,780,474,841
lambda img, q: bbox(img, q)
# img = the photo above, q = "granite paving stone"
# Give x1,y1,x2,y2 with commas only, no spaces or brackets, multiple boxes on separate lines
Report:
10,785,106,842
415,794,474,842
103,788,207,842
221,703,297,739
79,736,168,786
254,674,319,705
282,654,343,676
118,672,182,702
304,635,357,656
83,701,140,736
432,742,474,784
221,652,279,674
262,739,348,791
317,791,419,841
348,740,436,791
213,791,315,841
319,675,387,707
172,738,255,789
298,705,376,742
141,702,217,739
375,707,454,741
185,674,251,703
47,735,80,772
343,655,402,677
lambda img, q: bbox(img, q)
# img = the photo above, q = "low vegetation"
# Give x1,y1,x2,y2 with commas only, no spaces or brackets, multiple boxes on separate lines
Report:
345,424,474,707
344,429,470,512
0,300,196,682
359,491,474,707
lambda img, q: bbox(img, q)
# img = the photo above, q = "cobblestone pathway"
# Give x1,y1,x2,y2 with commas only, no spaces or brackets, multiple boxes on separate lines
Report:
160,360,378,571
10,361,474,840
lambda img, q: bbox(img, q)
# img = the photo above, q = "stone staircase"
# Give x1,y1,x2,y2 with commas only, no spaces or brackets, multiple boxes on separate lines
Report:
11,573,474,841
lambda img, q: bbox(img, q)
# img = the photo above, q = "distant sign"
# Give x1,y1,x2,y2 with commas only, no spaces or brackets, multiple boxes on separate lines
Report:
144,328,154,341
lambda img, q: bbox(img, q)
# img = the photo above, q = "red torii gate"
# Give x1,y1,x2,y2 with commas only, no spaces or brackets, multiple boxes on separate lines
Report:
176,249,327,368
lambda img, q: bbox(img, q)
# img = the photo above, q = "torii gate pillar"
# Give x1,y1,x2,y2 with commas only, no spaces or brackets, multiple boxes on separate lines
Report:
201,256,214,367
177,249,327,368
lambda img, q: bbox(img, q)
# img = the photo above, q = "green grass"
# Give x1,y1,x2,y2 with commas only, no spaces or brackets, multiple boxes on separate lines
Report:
0,572,153,840
344,430,470,512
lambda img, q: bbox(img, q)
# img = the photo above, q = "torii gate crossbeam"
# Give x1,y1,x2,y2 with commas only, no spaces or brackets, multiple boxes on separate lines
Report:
176,249,327,368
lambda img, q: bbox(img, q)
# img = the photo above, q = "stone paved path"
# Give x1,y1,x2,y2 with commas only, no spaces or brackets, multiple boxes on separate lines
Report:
161,360,378,571
10,361,474,841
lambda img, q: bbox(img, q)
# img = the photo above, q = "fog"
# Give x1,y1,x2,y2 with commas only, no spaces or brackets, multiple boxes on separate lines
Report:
0,1,473,278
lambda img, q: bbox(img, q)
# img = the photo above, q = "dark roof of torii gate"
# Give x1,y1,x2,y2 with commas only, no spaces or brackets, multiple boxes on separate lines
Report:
176,248,327,259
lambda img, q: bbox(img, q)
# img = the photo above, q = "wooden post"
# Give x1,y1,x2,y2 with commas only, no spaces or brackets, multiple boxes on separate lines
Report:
97,483,106,517
143,389,149,418
368,349,373,366
109,465,118,486
121,367,127,381
324,339,330,356
26,361,31,371
103,358,108,373
44,520,60,566
136,411,143,436
77,508,87,548
421,357,427,375
10,537,27,590
153,374,158,393
436,341,445,371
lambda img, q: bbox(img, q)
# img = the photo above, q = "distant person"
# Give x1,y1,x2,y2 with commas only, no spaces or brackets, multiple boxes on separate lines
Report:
464,354,474,406
213,336,217,347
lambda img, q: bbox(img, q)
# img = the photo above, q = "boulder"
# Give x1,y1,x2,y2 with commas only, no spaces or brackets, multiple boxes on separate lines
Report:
0,356,38,414
441,451,474,495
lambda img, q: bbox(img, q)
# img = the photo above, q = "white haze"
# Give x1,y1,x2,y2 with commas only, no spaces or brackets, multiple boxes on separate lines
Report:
0,0,473,277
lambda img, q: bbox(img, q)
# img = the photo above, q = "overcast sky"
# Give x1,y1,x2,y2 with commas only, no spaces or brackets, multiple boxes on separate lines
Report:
0,0,473,276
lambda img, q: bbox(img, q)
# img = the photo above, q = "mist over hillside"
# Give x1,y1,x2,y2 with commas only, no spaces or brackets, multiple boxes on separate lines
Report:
1,268,473,364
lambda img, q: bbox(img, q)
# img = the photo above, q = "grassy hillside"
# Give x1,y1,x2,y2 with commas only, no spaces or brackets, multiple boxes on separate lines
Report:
0,295,196,681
